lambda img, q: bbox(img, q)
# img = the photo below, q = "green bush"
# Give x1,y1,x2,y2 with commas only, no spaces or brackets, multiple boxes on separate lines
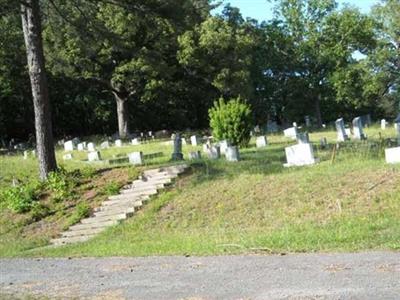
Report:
0,182,41,213
209,97,253,147
101,181,121,196
46,168,79,202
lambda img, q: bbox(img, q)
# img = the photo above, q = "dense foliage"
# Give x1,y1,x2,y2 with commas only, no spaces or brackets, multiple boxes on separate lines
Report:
0,0,399,141
209,97,252,146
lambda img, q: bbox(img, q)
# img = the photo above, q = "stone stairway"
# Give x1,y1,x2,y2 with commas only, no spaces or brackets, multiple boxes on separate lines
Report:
50,164,188,246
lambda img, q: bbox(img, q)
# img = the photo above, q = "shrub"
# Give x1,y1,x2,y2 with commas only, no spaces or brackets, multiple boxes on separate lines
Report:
0,182,41,213
209,97,253,147
101,181,121,196
46,168,79,202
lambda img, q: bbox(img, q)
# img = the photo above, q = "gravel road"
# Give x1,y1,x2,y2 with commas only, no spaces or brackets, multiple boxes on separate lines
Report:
1,251,399,299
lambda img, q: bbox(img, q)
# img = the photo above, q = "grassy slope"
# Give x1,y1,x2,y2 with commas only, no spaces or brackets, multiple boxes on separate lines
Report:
1,126,400,257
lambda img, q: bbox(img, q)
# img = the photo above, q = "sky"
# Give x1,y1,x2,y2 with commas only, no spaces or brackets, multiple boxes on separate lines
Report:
212,0,380,22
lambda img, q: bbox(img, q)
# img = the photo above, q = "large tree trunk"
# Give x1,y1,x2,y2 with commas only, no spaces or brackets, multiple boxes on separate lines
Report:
21,0,57,180
114,93,129,139
314,93,323,128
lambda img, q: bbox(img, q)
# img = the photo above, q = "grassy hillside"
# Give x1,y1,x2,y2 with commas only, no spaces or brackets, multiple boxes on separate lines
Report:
1,126,400,257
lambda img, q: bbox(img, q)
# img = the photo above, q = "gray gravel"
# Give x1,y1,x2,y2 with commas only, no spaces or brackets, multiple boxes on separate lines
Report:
1,252,399,299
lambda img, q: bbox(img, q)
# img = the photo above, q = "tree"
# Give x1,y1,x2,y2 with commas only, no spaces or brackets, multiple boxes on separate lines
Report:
21,0,57,180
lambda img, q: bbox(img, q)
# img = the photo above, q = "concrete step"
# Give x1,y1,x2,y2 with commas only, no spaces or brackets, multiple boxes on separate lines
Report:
68,220,120,231
80,212,131,224
120,184,164,193
97,200,144,211
51,234,96,245
119,188,158,196
103,195,149,206
94,207,135,217
107,193,149,201
131,177,172,186
62,227,107,238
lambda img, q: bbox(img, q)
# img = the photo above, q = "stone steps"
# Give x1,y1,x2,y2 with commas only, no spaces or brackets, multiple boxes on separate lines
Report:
50,164,188,246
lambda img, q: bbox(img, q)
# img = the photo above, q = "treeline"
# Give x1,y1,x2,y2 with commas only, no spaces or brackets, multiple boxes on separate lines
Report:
0,0,399,140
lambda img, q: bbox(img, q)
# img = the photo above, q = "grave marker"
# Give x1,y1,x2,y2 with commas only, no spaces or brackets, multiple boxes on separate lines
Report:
335,118,348,142
352,117,365,140
100,141,110,149
63,153,73,160
171,133,183,160
283,127,298,140
188,151,201,160
225,146,240,162
88,151,101,162
381,119,386,130
115,139,122,147
64,140,74,152
256,136,267,148
284,143,317,167
128,152,144,165
87,142,96,152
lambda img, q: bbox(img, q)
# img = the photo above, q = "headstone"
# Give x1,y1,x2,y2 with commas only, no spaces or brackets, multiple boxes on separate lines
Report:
352,117,365,140
267,120,279,133
219,140,229,154
283,127,298,140
131,138,140,145
292,122,297,128
320,137,328,149
87,142,96,152
188,151,201,160
206,145,221,159
256,136,267,148
63,153,73,160
345,128,351,137
305,116,311,127
128,152,144,165
335,118,348,142
88,151,101,162
31,150,36,157
296,132,309,144
225,146,240,162
181,138,187,145
381,119,386,130
284,143,318,167
64,140,74,152
77,142,86,151
385,147,400,164
115,139,122,147
100,141,110,149
171,133,183,160
23,151,28,160
190,135,200,146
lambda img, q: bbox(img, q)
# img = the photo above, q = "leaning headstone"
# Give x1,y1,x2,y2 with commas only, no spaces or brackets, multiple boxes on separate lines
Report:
128,152,144,165
64,140,74,152
225,146,240,162
352,117,365,140
100,141,110,149
115,139,122,147
188,151,201,160
87,142,96,152
335,118,348,142
385,147,400,164
296,132,309,144
88,151,101,162
23,151,29,160
283,127,298,140
190,135,200,146
284,143,318,167
63,153,73,160
131,138,140,145
256,136,267,148
171,133,183,160
381,119,386,130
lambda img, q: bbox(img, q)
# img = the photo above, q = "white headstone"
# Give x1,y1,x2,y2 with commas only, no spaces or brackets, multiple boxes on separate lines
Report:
100,141,110,149
64,140,74,152
23,151,28,160
63,153,73,160
188,151,201,160
283,127,298,140
352,117,365,140
385,147,400,164
292,122,297,127
77,142,86,151
206,146,221,159
115,139,122,147
225,146,240,162
190,135,199,146
181,138,187,145
131,138,140,145
88,151,101,162
256,136,267,148
345,128,351,136
219,140,229,154
128,152,143,165
335,118,348,142
381,119,386,130
87,142,96,152
284,143,317,167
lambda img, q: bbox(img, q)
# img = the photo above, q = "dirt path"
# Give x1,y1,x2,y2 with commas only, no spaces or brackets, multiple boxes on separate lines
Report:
1,252,399,299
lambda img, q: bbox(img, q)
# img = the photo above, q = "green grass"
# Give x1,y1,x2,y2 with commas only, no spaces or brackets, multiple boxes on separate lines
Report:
1,125,400,257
